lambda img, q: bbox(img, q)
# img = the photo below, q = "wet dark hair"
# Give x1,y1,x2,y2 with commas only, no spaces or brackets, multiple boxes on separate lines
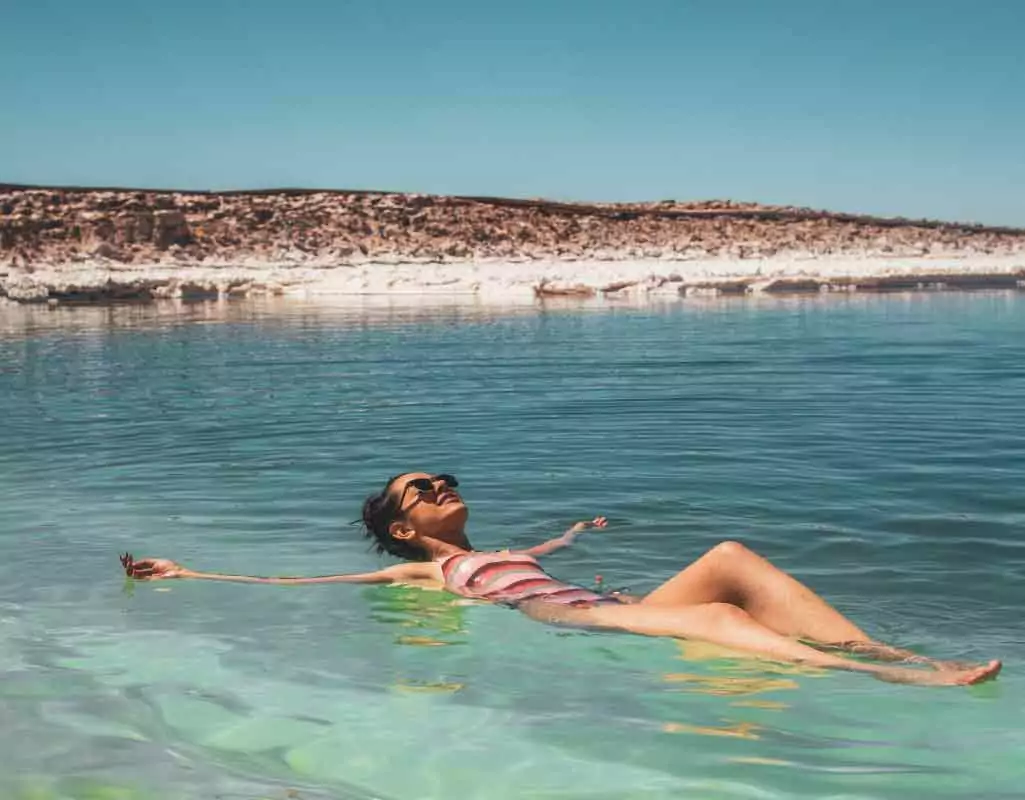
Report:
358,474,430,561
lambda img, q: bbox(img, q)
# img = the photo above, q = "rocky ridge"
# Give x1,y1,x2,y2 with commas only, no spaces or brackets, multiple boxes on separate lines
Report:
2,184,1024,302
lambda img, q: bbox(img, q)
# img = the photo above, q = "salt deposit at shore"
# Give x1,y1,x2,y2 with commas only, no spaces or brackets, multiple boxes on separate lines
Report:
2,251,1022,305
307,252,1025,300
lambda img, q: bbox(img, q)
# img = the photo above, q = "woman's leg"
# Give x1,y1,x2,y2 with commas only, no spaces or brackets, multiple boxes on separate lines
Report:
641,541,869,643
641,541,970,670
817,641,974,671
520,600,1000,687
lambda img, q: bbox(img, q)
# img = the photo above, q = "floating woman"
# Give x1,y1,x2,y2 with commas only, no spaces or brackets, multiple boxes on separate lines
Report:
121,472,1001,687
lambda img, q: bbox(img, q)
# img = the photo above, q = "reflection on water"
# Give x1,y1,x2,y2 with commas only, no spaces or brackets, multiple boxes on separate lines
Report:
368,586,472,694
661,720,762,739
662,672,800,697
368,585,470,648
6,288,1019,337
0,295,545,338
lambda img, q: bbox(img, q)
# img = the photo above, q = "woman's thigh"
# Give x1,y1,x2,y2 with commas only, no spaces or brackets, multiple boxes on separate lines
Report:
516,597,714,637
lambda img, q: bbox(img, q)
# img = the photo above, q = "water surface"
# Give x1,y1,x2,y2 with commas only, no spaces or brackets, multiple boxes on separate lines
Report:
1,293,1023,799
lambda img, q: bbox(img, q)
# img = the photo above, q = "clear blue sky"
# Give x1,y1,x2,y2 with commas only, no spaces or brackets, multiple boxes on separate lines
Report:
3,0,1023,224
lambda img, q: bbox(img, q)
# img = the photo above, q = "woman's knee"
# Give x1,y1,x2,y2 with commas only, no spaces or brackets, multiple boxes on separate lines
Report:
708,540,753,561
702,601,751,624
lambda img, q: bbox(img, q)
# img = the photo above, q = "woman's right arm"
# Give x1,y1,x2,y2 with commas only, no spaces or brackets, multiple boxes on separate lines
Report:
119,553,434,585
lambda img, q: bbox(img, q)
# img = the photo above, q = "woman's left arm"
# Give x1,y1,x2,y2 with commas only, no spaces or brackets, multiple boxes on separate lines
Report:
515,517,607,557
120,554,437,586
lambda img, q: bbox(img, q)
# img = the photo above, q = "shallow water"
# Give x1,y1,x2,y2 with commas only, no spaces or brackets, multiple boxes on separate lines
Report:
1,293,1023,800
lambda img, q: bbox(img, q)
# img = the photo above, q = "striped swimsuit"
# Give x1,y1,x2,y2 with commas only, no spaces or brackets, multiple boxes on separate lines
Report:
438,550,621,608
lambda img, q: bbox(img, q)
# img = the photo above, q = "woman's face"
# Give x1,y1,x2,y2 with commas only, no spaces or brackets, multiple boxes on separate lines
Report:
387,472,469,542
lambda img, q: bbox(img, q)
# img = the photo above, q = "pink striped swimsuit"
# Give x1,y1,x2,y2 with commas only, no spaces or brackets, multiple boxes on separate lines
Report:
438,550,621,608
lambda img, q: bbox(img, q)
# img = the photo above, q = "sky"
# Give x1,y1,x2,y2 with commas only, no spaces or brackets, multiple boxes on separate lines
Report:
3,0,1023,225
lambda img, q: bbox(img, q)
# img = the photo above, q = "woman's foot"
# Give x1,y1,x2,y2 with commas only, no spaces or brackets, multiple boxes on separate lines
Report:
906,656,978,673
827,641,982,673
870,659,1001,687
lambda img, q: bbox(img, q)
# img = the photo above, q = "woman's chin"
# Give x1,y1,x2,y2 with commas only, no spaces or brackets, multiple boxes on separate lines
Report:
441,503,469,525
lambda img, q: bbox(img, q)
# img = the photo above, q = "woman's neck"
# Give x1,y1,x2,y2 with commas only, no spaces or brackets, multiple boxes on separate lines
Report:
421,534,473,561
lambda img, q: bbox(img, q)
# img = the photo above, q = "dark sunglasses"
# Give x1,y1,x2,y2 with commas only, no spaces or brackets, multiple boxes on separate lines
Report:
400,473,459,509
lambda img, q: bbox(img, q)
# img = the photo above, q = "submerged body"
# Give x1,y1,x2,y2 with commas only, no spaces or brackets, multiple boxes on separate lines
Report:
121,471,1002,687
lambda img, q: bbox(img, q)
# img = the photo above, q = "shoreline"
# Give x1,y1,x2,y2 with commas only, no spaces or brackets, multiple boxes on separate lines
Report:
1,253,1022,305
2,185,1023,304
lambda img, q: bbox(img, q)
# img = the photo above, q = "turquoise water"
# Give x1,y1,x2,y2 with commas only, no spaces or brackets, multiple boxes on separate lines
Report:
1,293,1023,800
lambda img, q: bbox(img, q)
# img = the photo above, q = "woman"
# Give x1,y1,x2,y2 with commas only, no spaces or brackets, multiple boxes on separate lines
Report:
121,471,1001,686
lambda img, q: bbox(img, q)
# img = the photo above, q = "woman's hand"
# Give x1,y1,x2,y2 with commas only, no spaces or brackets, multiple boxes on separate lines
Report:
120,552,190,580
568,516,608,535
513,518,609,558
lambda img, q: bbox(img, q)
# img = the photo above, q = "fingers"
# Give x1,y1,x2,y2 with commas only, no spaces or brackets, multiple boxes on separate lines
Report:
592,516,608,528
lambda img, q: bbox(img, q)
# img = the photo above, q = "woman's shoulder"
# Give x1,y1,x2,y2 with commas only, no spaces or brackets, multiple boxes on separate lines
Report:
384,560,445,586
